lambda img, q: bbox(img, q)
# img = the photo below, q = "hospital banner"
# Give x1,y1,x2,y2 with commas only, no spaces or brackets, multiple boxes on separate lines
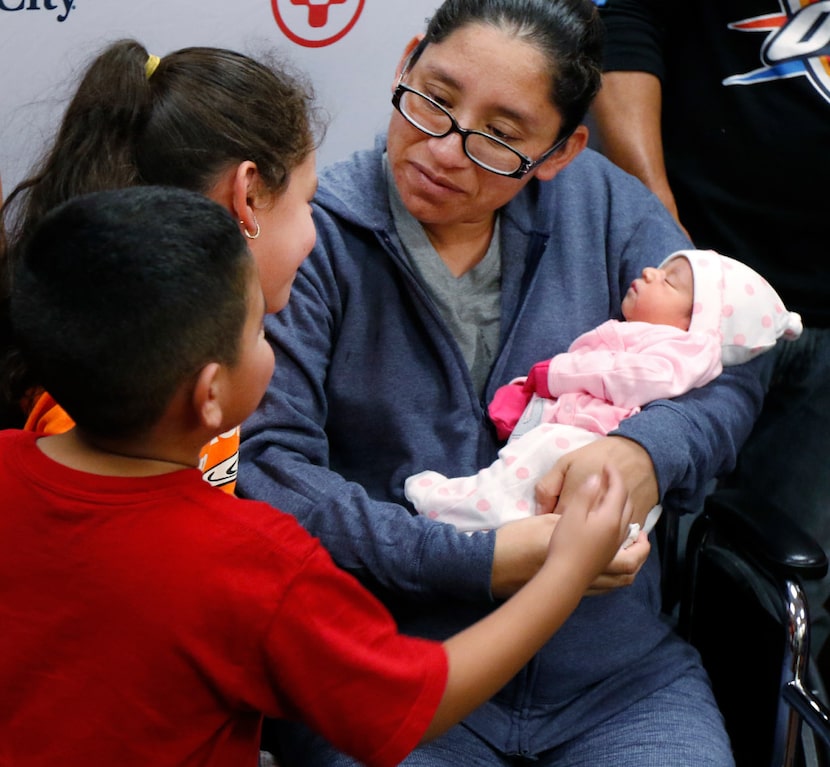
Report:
0,1,440,194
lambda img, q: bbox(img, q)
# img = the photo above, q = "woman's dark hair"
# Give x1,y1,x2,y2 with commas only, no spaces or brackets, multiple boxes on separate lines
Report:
419,0,604,140
0,39,321,427
12,186,252,439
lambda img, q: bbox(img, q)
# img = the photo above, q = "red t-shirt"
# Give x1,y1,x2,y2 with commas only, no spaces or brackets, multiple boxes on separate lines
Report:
23,391,240,494
0,430,447,767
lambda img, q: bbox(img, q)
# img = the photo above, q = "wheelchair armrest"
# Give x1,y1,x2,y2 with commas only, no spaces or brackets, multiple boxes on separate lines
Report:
702,488,828,582
783,680,830,749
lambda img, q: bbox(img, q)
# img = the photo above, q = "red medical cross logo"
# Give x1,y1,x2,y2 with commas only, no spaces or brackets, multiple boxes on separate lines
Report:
290,0,347,28
272,0,365,48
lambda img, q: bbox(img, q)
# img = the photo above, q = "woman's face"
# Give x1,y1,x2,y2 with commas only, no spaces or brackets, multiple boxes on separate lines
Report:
386,23,564,229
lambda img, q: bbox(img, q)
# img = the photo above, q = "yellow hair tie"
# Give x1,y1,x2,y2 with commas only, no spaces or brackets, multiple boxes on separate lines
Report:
145,54,161,80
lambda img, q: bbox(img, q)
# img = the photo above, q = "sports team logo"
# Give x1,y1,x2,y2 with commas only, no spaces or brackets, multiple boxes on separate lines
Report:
724,0,830,103
271,0,365,48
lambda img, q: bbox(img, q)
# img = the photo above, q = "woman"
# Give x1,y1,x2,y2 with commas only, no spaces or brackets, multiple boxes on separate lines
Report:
0,40,321,493
239,0,763,763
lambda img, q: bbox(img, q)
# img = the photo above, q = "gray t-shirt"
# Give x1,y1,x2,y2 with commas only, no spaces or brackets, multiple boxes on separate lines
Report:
385,155,501,396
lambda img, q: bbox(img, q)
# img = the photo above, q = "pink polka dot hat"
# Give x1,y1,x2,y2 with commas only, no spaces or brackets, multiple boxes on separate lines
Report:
659,249,803,366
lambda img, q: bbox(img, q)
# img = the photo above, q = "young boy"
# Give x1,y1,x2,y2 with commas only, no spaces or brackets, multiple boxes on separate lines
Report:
0,186,632,767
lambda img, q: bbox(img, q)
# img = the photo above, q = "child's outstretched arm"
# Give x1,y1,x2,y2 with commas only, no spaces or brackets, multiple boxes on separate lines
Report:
422,466,632,742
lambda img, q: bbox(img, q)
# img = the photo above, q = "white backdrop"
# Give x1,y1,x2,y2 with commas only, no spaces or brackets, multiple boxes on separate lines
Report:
0,0,441,196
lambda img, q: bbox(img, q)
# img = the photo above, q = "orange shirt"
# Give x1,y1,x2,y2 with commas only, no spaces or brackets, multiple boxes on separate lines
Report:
24,391,239,495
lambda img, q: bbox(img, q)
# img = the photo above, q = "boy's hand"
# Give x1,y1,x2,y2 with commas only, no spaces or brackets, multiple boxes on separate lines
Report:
491,488,648,599
544,466,634,587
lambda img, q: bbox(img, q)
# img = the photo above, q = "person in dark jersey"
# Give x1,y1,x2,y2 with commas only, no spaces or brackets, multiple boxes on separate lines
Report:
592,0,830,679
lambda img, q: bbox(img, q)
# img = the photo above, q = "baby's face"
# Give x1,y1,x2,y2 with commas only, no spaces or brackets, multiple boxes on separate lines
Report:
621,256,694,330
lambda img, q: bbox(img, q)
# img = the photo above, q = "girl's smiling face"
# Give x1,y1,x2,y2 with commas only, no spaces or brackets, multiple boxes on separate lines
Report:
247,152,319,313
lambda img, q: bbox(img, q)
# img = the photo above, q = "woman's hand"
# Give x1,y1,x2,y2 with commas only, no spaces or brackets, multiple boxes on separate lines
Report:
534,435,659,524
543,465,635,587
491,456,653,598
584,530,650,594
529,435,657,592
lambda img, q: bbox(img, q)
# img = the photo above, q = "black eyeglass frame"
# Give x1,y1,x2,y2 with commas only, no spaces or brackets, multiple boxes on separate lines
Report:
391,79,571,180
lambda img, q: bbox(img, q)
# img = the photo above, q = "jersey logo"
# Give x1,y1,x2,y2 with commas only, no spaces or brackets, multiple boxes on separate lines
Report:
724,0,830,103
203,453,239,488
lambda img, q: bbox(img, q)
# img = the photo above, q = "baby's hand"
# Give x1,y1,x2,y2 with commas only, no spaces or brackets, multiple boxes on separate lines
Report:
622,522,641,549
545,465,633,587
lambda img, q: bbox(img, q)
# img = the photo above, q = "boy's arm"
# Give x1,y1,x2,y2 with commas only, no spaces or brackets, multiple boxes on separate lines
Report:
257,469,631,762
425,467,632,740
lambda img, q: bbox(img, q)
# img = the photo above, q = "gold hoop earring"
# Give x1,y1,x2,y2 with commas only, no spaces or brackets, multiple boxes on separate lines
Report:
241,218,261,240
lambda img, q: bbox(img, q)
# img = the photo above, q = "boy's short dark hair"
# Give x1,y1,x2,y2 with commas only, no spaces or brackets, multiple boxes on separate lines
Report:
11,186,252,439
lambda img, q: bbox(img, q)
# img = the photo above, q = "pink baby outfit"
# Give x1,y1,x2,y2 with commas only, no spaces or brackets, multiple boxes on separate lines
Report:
489,320,722,444
404,250,802,534
404,321,719,535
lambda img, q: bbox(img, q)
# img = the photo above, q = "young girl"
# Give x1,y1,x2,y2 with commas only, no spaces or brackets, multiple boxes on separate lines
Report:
0,40,321,494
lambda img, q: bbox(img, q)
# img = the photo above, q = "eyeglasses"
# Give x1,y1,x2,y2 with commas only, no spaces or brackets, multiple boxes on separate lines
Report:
391,82,570,179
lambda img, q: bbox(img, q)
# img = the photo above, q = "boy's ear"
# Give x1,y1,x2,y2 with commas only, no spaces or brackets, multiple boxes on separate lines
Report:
192,362,225,433
532,125,590,182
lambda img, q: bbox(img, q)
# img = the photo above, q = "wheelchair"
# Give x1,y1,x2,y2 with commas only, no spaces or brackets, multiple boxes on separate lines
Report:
659,488,830,767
